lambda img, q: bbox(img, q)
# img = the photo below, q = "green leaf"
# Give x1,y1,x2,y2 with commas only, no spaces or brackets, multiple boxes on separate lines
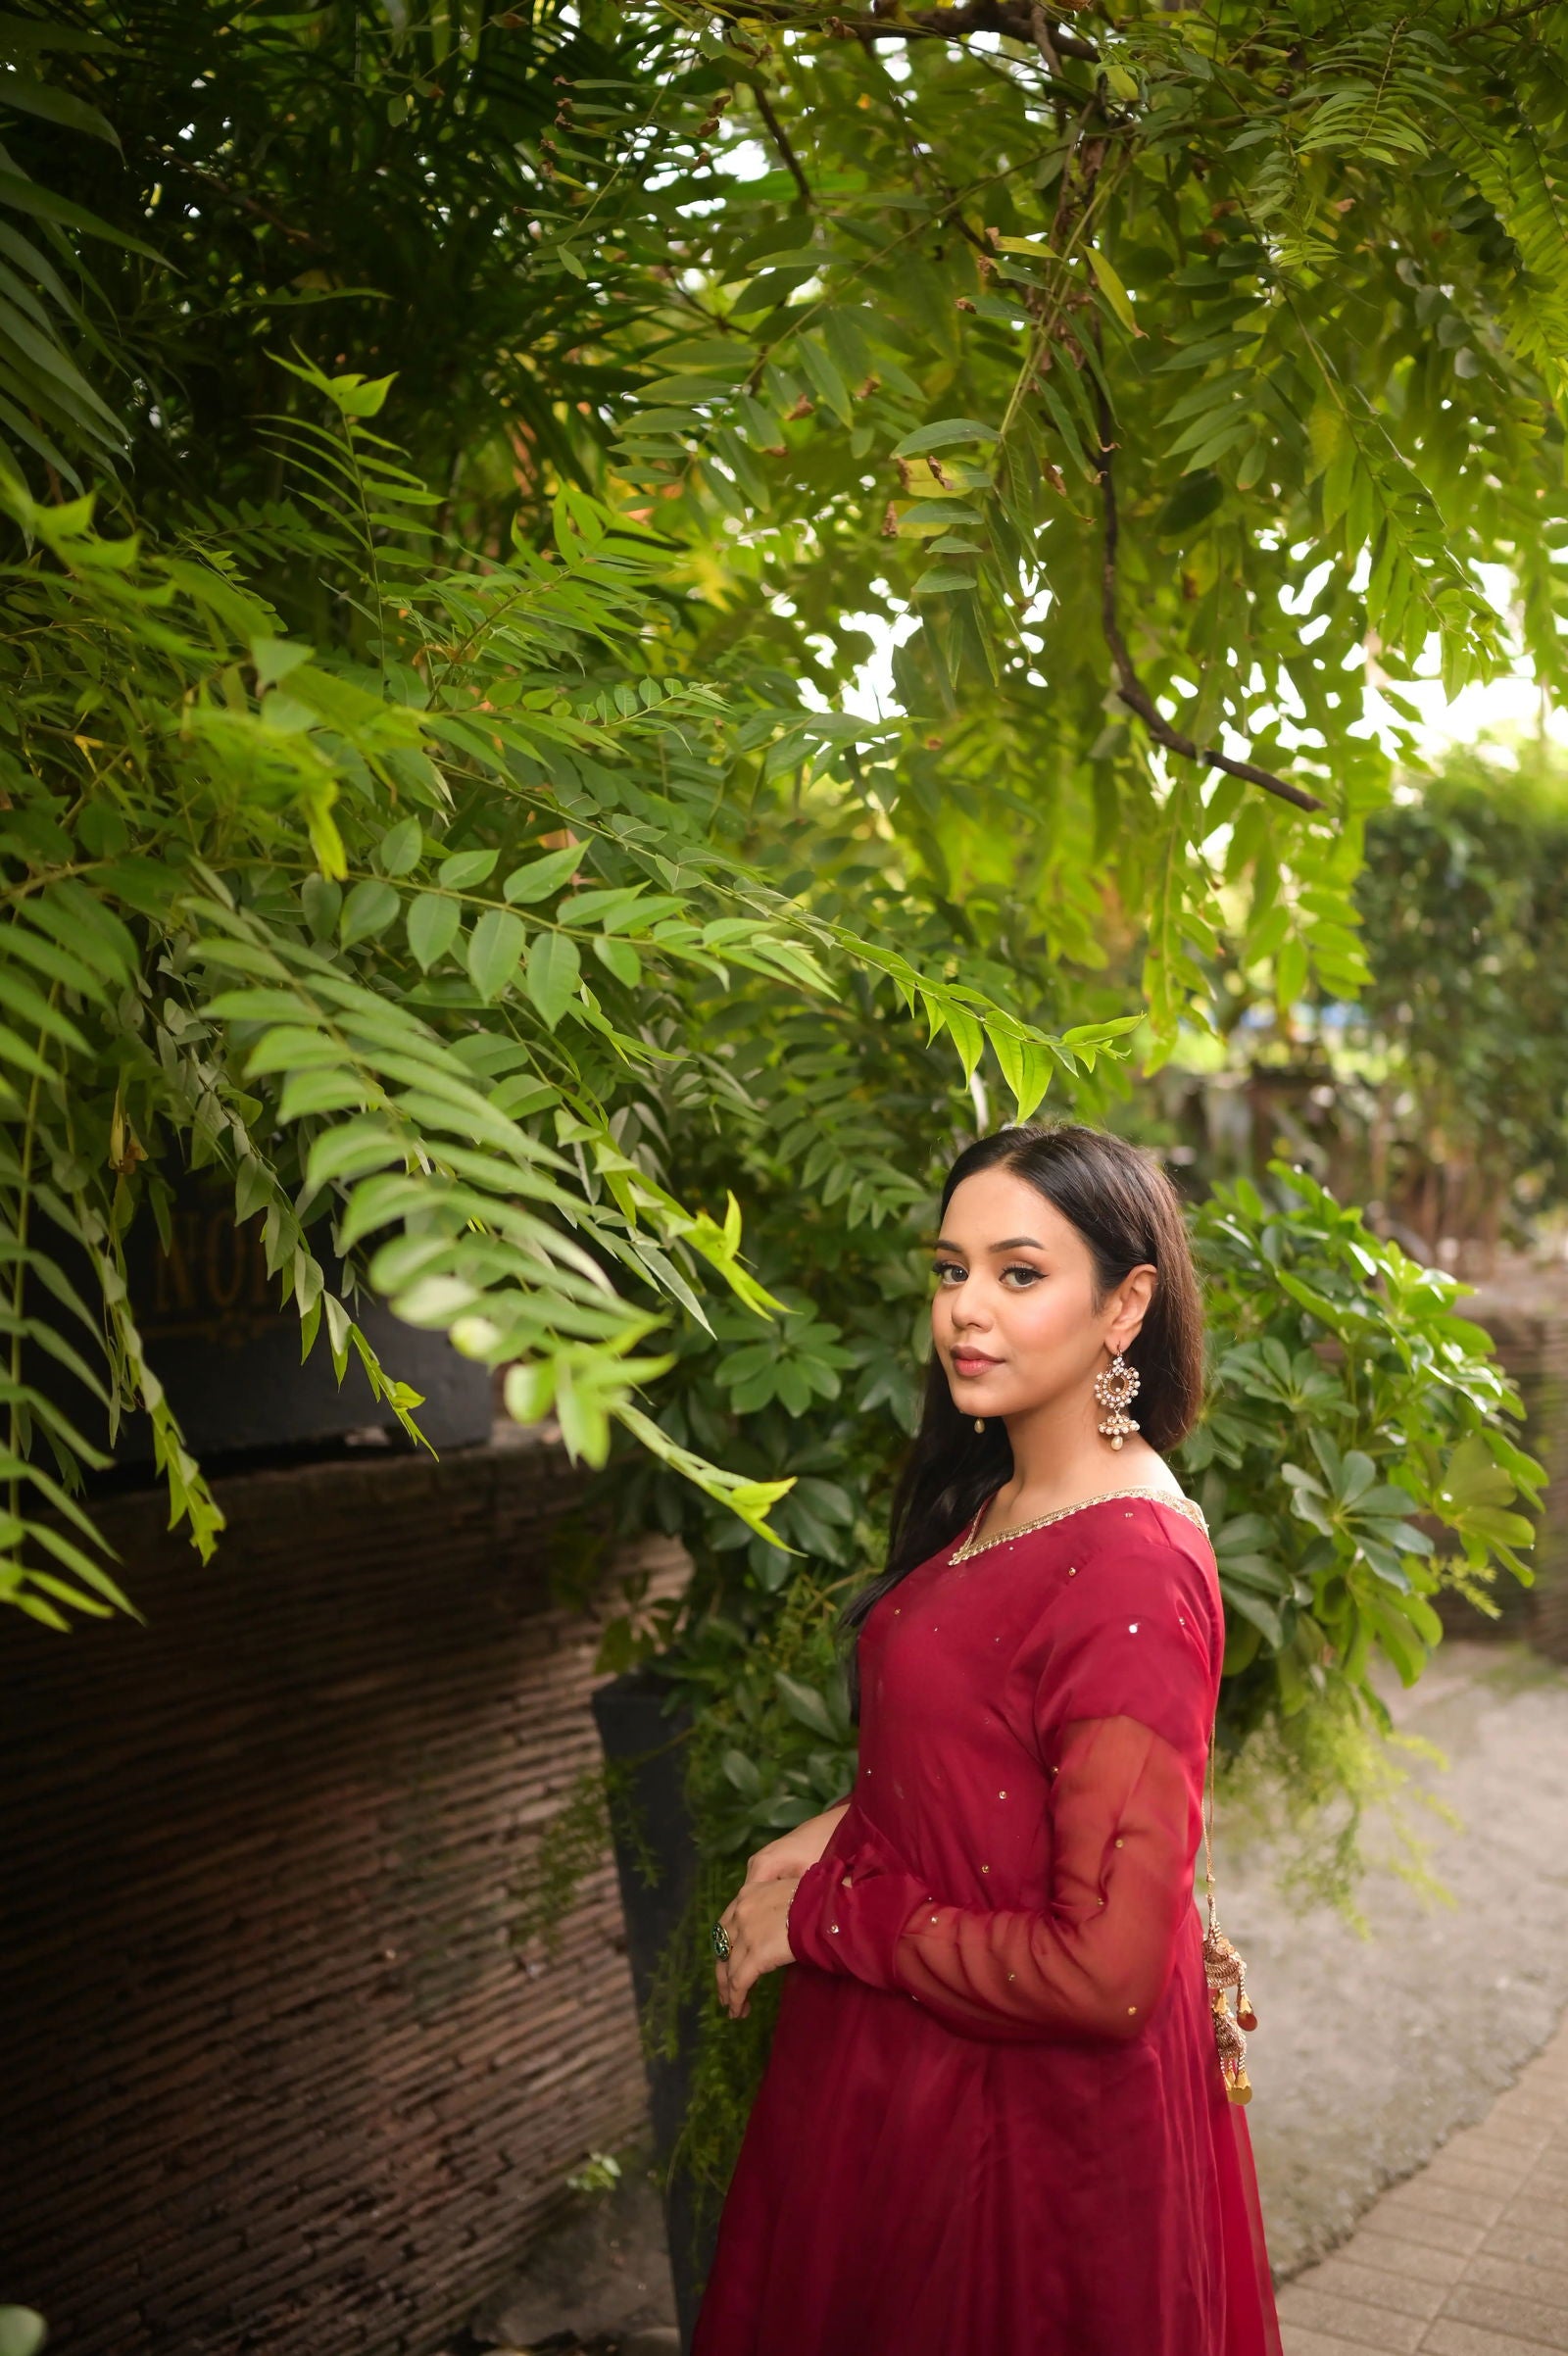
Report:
773,1671,838,1739
593,934,641,987
524,932,581,1029
339,879,399,945
504,842,589,903
439,848,499,889
720,1747,763,1797
892,418,1000,459
279,1066,368,1120
407,892,462,970
377,816,423,874
302,875,342,942
0,70,117,139
1087,248,1142,336
466,907,527,1001
0,2305,48,2356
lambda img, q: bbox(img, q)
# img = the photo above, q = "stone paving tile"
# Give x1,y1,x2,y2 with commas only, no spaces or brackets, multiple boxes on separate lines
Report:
1422,2327,1564,2356
1464,2253,1568,2312
1427,2159,1544,2201
1350,2231,1474,2289
1304,2255,1449,2322
1484,2224,1568,2275
1355,2202,1493,2260
1278,2283,1428,2349
1442,2282,1568,2349
1281,2024,1568,2356
1380,2180,1510,2231
1284,2332,1414,2356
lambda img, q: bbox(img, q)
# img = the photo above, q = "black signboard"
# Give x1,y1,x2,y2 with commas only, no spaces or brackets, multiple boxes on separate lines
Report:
38,1171,493,1466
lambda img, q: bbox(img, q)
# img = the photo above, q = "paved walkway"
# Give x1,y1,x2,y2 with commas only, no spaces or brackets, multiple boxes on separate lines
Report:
1279,2015,1568,2355
1237,1644,1568,2276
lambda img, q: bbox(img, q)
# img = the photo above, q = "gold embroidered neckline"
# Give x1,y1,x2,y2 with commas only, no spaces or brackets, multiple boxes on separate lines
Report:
948,1487,1207,1565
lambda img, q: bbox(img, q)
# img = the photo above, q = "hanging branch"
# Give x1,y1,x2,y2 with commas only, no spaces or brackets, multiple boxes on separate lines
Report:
752,82,813,206
707,0,1100,63
1093,382,1327,817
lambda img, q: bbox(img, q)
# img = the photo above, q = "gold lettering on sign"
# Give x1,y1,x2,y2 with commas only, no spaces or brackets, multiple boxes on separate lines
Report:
147,1209,285,1346
204,1211,247,1311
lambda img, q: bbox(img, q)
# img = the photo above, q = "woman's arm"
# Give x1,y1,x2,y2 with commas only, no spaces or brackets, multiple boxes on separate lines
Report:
786,1714,1198,2043
710,1798,854,2017
744,1798,852,1888
787,1533,1217,2044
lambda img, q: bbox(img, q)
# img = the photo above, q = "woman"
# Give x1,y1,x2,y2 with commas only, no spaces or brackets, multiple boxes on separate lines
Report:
693,1122,1280,2356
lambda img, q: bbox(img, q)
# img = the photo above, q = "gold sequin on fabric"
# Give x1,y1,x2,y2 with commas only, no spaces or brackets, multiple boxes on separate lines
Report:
948,1488,1207,1565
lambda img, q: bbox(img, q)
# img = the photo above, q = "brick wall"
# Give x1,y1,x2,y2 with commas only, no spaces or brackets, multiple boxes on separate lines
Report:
0,1432,689,2355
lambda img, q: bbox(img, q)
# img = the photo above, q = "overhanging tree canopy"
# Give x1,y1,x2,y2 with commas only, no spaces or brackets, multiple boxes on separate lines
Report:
0,1,1550,1750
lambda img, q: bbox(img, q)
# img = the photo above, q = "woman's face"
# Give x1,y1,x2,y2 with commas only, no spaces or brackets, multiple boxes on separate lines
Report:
931,1166,1152,1424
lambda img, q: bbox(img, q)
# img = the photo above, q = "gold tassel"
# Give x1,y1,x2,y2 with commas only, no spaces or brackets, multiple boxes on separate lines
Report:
1202,1738,1259,2107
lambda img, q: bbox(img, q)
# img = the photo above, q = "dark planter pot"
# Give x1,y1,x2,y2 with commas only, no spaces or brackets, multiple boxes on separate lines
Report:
591,1668,717,2352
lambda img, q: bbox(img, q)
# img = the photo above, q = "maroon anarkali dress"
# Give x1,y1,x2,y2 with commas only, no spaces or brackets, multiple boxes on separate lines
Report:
692,1489,1281,2356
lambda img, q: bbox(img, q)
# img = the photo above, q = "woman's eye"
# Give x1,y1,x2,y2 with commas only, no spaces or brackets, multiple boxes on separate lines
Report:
1001,1264,1043,1288
931,1260,964,1285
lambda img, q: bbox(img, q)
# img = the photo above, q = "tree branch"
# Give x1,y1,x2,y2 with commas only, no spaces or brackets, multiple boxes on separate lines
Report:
1093,384,1326,816
753,82,813,206
156,146,321,248
1028,1,1063,75
710,0,1100,63
1452,0,1558,37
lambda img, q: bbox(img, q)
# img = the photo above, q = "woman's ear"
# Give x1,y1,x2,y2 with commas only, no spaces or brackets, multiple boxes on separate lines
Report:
1105,1262,1157,1353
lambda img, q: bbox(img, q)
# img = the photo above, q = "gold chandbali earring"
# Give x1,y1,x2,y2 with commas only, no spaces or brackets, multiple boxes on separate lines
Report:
1093,1351,1141,1450
1202,1745,1257,2106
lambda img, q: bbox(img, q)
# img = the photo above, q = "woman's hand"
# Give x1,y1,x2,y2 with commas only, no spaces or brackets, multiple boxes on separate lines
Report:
744,1800,851,1889
714,1874,803,2019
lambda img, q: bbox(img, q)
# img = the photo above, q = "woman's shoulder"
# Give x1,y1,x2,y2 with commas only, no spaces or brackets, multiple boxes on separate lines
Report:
1059,1493,1221,1655
1026,1496,1222,1736
1071,1489,1217,1585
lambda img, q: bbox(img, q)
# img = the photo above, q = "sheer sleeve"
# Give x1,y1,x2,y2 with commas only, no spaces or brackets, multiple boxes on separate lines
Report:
787,1528,1218,2046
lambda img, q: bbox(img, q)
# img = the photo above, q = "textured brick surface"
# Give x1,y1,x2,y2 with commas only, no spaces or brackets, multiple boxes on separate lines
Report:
1282,2020,1568,2356
0,1434,689,2356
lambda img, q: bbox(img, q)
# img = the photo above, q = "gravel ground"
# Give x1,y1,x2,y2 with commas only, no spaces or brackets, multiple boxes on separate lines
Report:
1231,1640,1568,2277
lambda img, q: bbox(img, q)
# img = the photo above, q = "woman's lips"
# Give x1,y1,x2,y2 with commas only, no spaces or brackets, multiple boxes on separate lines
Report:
952,1351,1000,1377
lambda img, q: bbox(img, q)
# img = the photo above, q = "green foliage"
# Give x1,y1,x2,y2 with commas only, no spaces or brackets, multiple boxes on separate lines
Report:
1,364,1119,1624
1216,1680,1455,1931
565,2149,624,2196
1337,741,1568,1254
1189,1163,1543,1720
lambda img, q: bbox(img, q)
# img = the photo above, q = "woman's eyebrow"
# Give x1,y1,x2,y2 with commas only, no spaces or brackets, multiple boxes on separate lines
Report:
933,1236,1044,1253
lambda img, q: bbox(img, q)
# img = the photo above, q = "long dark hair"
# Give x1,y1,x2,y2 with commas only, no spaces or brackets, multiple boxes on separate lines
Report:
839,1122,1205,1719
